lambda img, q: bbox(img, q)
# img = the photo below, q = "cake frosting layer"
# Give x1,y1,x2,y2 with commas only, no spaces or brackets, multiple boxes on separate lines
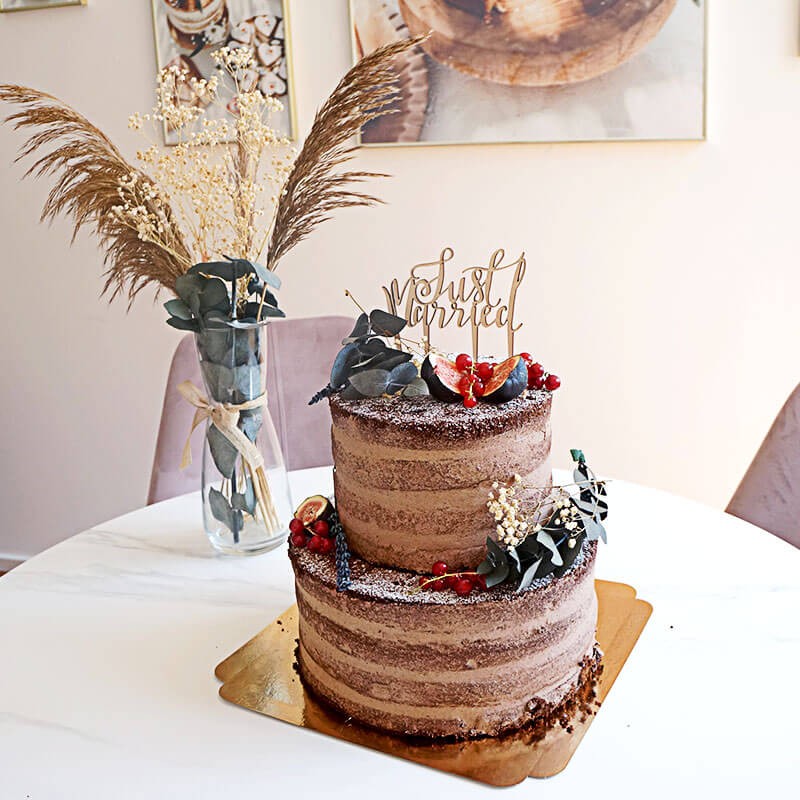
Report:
291,539,598,739
330,392,553,572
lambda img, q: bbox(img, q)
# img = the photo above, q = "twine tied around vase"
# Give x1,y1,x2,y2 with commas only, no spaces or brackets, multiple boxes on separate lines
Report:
177,380,281,533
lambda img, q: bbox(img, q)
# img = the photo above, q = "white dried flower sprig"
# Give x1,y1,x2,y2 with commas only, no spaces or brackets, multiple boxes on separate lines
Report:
487,477,594,549
112,47,296,276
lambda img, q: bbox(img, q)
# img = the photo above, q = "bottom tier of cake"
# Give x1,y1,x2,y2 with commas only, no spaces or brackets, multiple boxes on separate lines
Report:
289,540,600,739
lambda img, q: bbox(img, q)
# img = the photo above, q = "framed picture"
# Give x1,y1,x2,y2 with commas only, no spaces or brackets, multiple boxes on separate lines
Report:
150,0,296,144
349,0,706,146
0,0,85,10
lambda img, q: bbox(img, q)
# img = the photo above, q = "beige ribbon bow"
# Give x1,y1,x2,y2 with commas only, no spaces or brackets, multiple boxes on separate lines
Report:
177,381,280,531
177,381,265,471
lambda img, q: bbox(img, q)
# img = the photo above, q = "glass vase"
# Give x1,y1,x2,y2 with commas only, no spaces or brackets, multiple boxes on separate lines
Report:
194,324,292,556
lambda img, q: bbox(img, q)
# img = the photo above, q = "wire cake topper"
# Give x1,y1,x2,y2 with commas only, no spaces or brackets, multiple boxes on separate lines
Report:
381,247,526,359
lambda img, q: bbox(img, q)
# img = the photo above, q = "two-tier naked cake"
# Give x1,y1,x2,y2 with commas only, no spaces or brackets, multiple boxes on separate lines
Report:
289,310,608,740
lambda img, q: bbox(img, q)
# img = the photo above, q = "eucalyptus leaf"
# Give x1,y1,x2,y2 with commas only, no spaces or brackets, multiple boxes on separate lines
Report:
175,273,205,306
359,339,387,356
208,486,242,534
387,361,418,390
249,260,281,289
207,425,237,478
369,309,406,336
485,560,510,588
344,313,369,342
536,530,564,567
166,316,200,332
378,352,413,372
231,478,256,515
330,343,361,388
198,329,230,363
517,558,543,592
340,383,365,400
348,369,390,397
232,364,261,400
402,378,430,397
199,278,230,315
164,298,192,320
239,407,262,442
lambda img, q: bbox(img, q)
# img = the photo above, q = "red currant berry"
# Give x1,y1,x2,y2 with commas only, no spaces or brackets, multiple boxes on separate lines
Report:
445,574,460,589
289,518,304,535
319,537,335,555
463,395,478,409
545,374,561,391
520,352,533,367
472,379,485,398
432,578,447,591
530,375,544,390
290,532,307,548
454,578,474,597
419,576,431,588
308,535,324,552
432,561,448,577
312,519,330,537
476,362,494,382
458,375,476,394
455,353,473,372
530,362,544,378
474,574,487,591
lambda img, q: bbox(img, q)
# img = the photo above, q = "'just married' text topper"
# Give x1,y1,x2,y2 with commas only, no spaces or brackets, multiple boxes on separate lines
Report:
381,247,526,360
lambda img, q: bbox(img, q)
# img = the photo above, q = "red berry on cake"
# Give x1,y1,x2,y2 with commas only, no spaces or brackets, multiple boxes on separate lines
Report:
319,537,335,555
308,535,324,552
418,576,430,588
289,518,304,535
445,574,460,589
476,361,494,382
545,374,561,391
463,395,478,409
312,519,330,537
475,574,488,591
432,561,448,577
530,374,544,390
454,578,474,597
472,379,485,398
431,578,447,591
520,352,533,366
458,375,475,394
290,532,306,548
455,353,473,372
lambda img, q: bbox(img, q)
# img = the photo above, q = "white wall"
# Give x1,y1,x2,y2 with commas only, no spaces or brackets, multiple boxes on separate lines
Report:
1,1,798,559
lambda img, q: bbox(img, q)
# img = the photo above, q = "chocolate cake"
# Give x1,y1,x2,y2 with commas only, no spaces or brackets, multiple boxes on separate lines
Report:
291,537,598,738
330,392,552,572
290,377,603,740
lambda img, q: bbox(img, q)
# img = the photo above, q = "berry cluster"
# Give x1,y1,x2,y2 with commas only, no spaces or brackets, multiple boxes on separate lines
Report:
289,516,335,554
417,560,487,597
454,353,494,409
520,353,560,392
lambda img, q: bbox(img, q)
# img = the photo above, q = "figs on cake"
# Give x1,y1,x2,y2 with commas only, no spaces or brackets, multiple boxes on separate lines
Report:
481,356,527,403
421,354,462,402
294,495,334,527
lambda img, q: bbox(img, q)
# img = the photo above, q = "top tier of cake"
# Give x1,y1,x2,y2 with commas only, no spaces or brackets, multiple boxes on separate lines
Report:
330,391,553,572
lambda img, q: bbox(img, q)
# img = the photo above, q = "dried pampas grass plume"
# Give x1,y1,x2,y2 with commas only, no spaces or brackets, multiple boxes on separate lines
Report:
267,34,428,271
0,84,191,305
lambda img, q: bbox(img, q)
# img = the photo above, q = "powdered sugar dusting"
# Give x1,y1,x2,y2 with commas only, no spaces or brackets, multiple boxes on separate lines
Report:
330,391,551,442
290,539,594,606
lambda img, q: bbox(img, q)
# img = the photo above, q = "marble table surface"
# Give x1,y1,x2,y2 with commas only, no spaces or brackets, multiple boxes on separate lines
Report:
1,467,798,798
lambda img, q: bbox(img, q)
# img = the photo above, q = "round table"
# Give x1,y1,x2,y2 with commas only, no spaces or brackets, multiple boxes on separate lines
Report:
1,468,798,798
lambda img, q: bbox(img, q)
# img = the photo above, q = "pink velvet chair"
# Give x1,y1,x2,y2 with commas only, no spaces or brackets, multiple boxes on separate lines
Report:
147,315,353,504
727,384,800,549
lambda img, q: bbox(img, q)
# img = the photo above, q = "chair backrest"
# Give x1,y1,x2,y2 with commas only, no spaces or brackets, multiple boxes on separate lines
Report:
147,315,353,505
727,384,800,549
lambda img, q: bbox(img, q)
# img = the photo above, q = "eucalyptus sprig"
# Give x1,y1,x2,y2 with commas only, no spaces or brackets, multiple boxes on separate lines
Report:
164,256,284,333
309,310,428,404
477,450,608,593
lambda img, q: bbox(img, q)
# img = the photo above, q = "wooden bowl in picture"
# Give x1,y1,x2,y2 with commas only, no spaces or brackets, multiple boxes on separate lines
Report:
398,0,679,87
353,0,429,143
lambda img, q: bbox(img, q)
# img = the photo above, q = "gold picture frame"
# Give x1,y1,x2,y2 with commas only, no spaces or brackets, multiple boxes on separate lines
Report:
349,0,708,147
150,0,297,145
0,0,85,10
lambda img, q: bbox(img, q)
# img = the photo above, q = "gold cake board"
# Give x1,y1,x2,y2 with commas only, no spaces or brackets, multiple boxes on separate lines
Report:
215,580,651,787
